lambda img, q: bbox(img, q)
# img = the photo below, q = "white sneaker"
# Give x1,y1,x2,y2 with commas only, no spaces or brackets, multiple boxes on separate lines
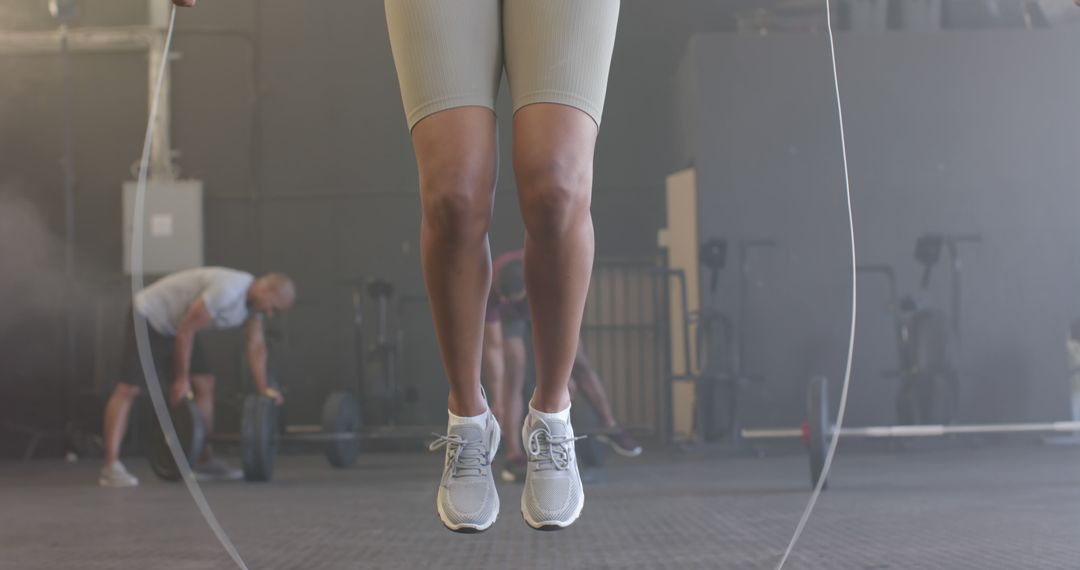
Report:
193,458,243,482
429,411,501,533
521,411,585,530
99,462,139,488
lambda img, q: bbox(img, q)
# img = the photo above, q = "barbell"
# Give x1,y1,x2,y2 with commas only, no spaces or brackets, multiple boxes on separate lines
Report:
741,376,1080,489
228,394,622,481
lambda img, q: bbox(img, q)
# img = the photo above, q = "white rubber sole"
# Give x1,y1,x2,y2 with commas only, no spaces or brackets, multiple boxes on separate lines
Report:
98,477,138,488
595,434,643,458
437,493,499,533
520,478,584,531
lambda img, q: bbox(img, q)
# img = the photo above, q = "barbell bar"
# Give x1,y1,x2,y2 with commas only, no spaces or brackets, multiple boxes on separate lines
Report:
742,421,1080,440
739,376,1080,489
209,422,634,445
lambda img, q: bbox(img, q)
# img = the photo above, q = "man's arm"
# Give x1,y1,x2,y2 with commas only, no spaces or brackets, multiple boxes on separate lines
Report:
172,0,196,7
244,315,283,405
171,297,212,403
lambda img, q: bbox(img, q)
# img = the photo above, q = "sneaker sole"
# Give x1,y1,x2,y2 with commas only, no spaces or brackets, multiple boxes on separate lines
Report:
595,435,643,458
520,488,584,531
436,495,499,534
438,514,496,534
98,478,138,488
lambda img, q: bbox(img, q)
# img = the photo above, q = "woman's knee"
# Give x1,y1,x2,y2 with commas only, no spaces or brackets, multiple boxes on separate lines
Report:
419,163,495,243
516,158,592,240
413,109,497,244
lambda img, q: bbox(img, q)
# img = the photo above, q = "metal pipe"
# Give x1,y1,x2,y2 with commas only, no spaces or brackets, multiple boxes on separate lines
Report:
0,24,176,179
0,27,163,54
60,22,78,432
740,428,803,439
146,32,174,179
838,421,1080,438
741,421,1080,440
654,262,672,444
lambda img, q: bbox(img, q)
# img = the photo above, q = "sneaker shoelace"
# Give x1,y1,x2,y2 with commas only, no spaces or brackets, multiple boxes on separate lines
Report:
526,417,586,472
429,434,489,478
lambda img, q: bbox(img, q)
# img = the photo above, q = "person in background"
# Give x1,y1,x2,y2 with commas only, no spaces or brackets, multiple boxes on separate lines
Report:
99,267,295,487
483,250,642,483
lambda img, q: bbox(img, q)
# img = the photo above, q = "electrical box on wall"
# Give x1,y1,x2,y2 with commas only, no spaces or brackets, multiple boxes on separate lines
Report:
122,180,204,275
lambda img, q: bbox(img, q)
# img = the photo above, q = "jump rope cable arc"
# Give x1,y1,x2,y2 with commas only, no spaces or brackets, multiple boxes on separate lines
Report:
774,0,858,567
132,5,851,569
130,7,250,570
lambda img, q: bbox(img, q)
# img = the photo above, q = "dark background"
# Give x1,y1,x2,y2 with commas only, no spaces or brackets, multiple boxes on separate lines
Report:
677,31,1080,427
1,0,1077,455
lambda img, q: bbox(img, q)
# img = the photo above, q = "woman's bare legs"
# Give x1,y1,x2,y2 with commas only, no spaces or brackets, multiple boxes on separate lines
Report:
570,344,619,428
501,334,528,456
513,103,598,413
482,320,526,459
481,321,505,421
412,107,498,417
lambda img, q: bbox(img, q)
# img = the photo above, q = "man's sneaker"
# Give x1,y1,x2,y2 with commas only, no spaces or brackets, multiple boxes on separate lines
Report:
429,412,501,533
193,458,243,481
521,413,585,530
500,456,528,483
99,462,139,488
597,429,643,458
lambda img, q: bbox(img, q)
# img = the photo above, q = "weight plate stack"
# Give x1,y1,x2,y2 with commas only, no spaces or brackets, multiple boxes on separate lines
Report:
241,394,279,482
149,397,205,482
322,391,361,468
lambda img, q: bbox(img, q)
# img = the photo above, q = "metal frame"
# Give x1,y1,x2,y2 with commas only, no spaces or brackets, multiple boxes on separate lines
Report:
571,256,714,445
0,1,178,179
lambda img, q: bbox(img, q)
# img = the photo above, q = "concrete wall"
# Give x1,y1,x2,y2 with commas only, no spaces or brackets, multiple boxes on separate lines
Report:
678,31,1080,426
0,1,733,433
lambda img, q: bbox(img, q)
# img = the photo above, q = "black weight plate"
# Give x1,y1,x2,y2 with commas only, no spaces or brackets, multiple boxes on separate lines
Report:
807,375,829,491
241,394,278,482
149,397,205,482
322,391,361,468
571,402,609,468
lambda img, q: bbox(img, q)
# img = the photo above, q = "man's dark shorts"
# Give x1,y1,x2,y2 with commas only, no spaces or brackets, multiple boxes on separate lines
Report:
500,316,530,339
119,307,212,387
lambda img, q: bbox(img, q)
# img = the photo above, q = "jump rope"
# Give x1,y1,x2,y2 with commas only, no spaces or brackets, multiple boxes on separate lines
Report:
133,4,856,569
129,7,249,570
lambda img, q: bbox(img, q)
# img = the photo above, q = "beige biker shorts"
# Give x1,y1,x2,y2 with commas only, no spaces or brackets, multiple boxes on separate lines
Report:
385,0,620,130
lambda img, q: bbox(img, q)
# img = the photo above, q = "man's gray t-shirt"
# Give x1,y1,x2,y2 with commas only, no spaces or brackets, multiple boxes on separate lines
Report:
134,267,254,336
